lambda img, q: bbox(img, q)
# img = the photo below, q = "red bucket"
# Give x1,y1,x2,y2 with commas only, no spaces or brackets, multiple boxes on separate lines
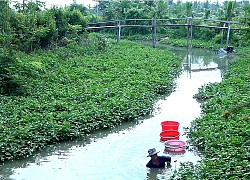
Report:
160,130,180,141
161,121,179,131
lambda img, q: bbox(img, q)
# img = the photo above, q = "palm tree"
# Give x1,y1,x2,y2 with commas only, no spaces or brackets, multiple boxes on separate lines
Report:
186,2,193,17
225,1,235,21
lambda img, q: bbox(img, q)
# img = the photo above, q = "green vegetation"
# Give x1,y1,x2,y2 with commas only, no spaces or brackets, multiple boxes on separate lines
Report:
159,38,221,50
171,48,250,179
0,38,181,161
0,0,102,52
94,0,250,49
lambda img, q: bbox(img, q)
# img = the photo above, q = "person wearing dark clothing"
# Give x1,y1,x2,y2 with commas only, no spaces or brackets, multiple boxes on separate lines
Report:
146,148,171,168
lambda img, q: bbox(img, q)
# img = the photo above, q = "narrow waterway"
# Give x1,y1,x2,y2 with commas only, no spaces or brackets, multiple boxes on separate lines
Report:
0,47,234,180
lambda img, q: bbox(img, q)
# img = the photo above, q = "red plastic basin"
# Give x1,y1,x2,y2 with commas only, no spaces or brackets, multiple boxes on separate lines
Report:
160,130,180,141
161,121,179,131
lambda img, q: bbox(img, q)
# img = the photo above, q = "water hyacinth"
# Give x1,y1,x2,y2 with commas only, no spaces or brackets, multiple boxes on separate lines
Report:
0,40,182,161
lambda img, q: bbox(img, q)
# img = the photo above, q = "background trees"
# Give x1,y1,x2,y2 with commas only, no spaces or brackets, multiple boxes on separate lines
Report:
0,0,101,52
0,1,13,48
93,0,250,43
2,0,249,52
2,0,250,52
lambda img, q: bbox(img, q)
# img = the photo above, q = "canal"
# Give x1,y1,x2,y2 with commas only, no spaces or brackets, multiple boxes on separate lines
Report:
0,46,234,180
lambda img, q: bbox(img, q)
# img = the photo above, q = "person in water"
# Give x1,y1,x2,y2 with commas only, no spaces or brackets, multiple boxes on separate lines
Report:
146,148,171,168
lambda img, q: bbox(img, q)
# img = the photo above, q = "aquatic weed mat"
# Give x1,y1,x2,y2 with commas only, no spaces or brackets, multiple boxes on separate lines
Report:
0,41,182,161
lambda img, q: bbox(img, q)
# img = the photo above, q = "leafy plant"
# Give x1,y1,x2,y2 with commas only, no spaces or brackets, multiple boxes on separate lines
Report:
0,40,181,161
0,48,23,95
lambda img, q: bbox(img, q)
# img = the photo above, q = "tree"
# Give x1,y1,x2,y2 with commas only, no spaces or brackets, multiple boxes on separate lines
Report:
69,1,89,16
154,0,169,19
239,4,250,45
0,1,13,48
50,6,69,37
68,9,88,27
224,1,236,21
186,2,193,17
204,9,210,19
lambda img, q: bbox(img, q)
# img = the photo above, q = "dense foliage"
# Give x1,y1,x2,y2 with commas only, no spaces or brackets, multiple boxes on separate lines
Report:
0,0,102,96
171,48,250,179
0,0,102,52
94,0,250,47
159,38,221,50
1,1,250,179
0,38,181,161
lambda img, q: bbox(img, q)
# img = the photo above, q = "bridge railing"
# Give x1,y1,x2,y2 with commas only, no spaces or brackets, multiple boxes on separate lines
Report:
86,18,242,48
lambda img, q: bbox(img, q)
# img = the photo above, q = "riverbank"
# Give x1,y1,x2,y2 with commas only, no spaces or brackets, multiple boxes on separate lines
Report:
172,48,250,179
0,39,182,162
158,38,221,50
97,32,223,51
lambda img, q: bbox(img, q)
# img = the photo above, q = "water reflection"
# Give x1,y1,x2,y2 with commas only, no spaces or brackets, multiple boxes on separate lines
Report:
167,46,236,79
146,166,172,180
0,46,234,180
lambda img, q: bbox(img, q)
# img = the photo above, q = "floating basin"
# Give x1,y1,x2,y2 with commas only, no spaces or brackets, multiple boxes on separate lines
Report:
164,140,185,152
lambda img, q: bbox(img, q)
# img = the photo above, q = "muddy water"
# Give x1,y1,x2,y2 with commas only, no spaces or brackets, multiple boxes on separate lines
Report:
0,47,234,180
